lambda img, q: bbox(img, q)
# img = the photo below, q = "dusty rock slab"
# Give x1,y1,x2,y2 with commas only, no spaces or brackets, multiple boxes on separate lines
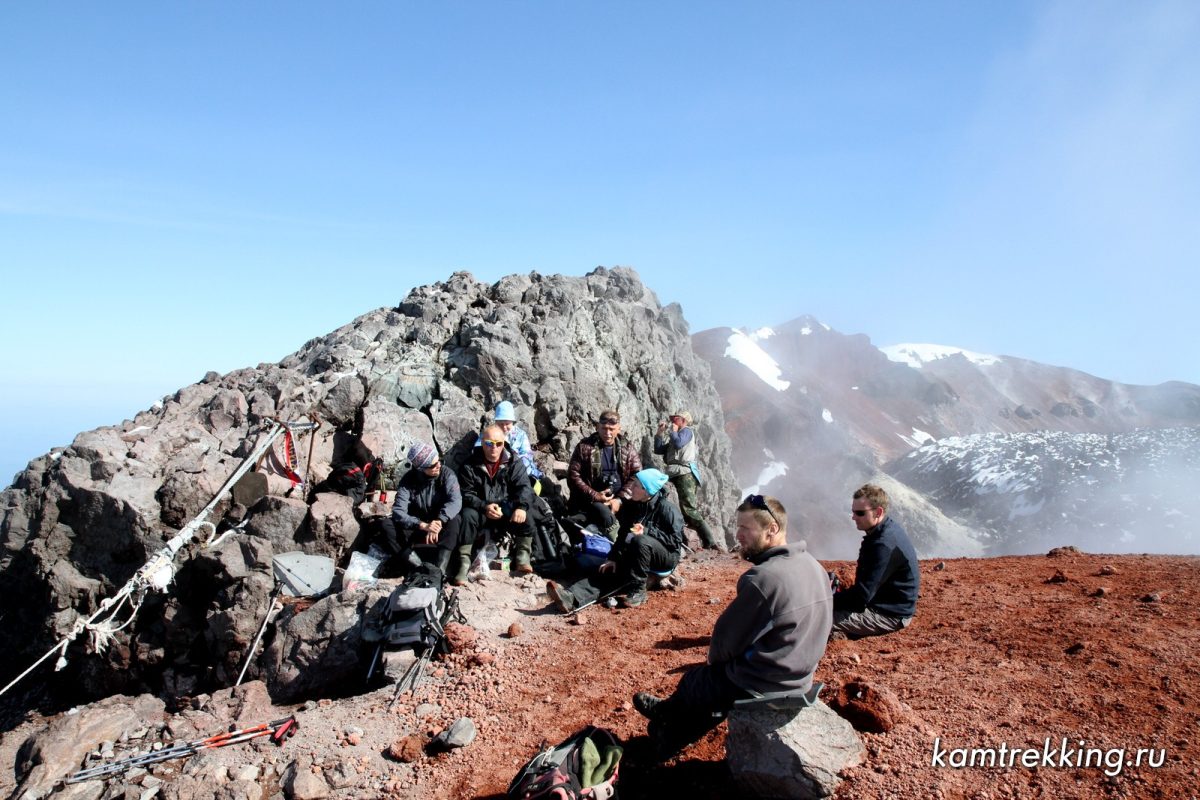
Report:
726,701,865,799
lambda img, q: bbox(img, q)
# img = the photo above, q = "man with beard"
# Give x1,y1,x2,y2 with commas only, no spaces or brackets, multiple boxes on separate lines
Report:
630,494,832,761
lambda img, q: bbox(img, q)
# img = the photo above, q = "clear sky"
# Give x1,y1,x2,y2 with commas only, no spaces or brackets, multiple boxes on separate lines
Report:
2,1,1198,484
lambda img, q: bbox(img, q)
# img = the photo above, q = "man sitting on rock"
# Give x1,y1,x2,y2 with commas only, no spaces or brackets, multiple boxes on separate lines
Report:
830,483,919,640
632,494,832,761
547,468,683,611
455,424,536,583
388,442,462,576
567,409,642,541
654,409,722,550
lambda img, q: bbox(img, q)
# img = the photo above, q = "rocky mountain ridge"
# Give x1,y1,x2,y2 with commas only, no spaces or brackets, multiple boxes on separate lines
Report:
695,316,1200,559
0,267,739,711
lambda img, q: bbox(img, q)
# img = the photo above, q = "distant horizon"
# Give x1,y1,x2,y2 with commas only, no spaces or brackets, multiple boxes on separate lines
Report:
2,265,1196,486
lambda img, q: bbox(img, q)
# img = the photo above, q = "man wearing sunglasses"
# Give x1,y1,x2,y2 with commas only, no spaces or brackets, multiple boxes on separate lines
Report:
455,424,536,583
567,410,643,541
830,484,919,640
632,494,832,761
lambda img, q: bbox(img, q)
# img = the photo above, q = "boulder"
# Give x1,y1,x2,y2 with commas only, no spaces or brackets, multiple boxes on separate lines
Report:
262,591,375,701
14,694,166,800
726,701,865,799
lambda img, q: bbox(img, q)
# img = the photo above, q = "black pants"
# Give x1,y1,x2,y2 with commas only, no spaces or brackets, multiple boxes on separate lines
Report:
379,515,461,574
570,497,618,535
459,506,536,551
649,663,750,760
562,535,678,605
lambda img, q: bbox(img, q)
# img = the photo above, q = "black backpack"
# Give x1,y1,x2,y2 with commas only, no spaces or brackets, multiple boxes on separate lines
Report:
508,726,622,800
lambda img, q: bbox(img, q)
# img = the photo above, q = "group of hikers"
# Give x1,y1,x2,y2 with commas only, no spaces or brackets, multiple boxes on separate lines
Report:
374,402,722,607
371,400,921,762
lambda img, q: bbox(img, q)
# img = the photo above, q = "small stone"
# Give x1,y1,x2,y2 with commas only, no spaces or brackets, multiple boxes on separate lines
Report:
434,717,477,750
708,597,721,605
318,698,333,707
387,736,425,763
346,733,362,746
344,725,365,737
1046,570,1069,584
1098,565,1118,576
470,652,495,667
1065,642,1087,655
1091,587,1111,598
507,622,523,638
231,765,261,782
304,700,319,711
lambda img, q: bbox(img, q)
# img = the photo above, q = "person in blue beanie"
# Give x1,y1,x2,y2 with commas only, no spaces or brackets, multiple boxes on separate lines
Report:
546,468,683,611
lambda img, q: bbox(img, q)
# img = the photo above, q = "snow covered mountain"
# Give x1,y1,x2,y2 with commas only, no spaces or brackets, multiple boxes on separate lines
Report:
694,316,1200,558
888,427,1200,555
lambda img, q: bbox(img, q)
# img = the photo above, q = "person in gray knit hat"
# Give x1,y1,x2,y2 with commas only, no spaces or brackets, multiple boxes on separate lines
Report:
387,442,463,575
654,410,721,550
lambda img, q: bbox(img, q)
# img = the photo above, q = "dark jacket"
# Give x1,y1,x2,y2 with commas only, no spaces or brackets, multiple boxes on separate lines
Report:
709,543,832,695
458,444,534,514
614,492,685,556
834,515,919,618
568,433,643,503
390,466,462,531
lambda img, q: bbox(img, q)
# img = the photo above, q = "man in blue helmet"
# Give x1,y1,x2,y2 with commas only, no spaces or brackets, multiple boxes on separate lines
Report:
546,468,683,610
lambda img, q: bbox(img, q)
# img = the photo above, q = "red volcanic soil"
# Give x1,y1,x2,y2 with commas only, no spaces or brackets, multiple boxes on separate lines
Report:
418,549,1199,800
3,549,1196,799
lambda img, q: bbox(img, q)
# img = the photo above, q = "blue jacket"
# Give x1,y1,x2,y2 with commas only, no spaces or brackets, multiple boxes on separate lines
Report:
834,516,919,618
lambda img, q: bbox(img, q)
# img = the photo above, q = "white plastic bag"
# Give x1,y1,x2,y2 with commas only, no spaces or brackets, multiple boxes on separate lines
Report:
343,547,385,591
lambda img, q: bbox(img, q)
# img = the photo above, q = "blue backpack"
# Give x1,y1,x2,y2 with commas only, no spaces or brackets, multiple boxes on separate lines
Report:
573,532,612,572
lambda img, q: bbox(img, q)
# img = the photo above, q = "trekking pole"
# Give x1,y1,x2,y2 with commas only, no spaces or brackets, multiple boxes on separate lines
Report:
235,586,282,687
388,589,464,707
66,716,298,784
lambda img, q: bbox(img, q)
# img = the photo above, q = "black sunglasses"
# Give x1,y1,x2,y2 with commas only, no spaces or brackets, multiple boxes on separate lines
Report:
744,494,781,527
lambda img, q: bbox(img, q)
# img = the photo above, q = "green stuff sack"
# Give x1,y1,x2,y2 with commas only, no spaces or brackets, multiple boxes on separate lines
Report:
508,725,623,800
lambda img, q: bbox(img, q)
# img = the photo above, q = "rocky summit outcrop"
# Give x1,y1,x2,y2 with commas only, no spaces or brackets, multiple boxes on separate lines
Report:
0,267,738,709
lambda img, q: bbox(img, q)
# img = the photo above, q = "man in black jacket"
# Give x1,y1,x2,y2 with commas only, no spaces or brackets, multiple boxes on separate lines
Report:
831,483,919,640
388,441,462,576
547,468,682,611
631,494,832,761
455,424,536,584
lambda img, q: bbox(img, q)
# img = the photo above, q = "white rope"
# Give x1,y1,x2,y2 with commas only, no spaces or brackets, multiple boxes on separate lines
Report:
0,419,319,700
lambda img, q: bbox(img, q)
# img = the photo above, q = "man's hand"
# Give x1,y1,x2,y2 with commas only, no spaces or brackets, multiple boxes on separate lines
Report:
608,498,622,514
511,508,527,525
598,560,617,574
630,523,644,536
657,421,668,434
424,528,439,545
485,503,503,521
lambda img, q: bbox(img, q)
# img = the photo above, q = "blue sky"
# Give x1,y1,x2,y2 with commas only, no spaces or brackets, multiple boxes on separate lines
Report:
2,1,1198,483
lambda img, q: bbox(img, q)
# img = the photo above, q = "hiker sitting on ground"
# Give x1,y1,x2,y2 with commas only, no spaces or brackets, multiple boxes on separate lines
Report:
455,424,536,583
830,483,919,640
632,494,832,761
654,409,722,550
387,442,462,576
547,468,683,611
567,409,642,542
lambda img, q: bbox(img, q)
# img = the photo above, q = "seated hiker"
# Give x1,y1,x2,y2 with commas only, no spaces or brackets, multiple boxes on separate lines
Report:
493,400,544,481
386,442,462,576
654,409,721,550
567,409,642,541
546,468,683,611
631,494,832,761
455,423,536,583
830,483,919,640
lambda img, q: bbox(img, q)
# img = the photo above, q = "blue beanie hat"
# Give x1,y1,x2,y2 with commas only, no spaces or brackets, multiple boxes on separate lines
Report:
636,468,670,497
494,400,516,422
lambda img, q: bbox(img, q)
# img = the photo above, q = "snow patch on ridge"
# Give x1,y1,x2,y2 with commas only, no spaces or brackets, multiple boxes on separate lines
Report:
882,343,1001,369
725,330,790,391
822,409,833,423
744,458,789,496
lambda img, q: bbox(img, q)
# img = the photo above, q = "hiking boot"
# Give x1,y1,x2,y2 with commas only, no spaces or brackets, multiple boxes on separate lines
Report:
510,535,534,574
450,542,473,586
435,547,452,575
633,692,664,721
546,581,577,613
621,589,649,608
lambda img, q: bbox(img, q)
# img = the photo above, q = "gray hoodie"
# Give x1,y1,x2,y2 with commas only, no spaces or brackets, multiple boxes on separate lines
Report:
709,542,832,694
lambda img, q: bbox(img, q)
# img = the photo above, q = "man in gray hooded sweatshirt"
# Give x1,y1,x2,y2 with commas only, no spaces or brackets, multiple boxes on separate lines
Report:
632,494,832,760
